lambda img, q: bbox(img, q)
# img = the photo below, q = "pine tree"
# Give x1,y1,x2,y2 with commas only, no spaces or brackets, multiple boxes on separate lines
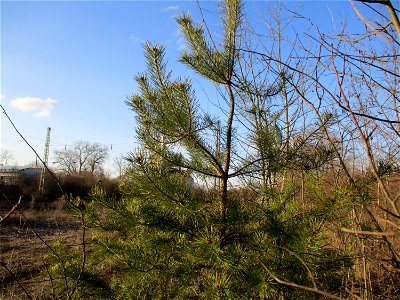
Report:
70,1,352,298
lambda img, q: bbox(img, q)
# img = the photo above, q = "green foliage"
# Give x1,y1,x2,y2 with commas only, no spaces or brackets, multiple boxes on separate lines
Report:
45,1,352,298
128,43,221,179
177,0,242,83
44,239,111,299
75,167,350,299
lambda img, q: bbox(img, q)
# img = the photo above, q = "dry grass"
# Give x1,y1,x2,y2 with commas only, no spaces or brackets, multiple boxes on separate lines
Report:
1,184,399,299
0,199,80,299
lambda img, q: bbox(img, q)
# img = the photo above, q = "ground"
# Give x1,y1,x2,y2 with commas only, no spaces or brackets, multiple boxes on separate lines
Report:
0,200,80,299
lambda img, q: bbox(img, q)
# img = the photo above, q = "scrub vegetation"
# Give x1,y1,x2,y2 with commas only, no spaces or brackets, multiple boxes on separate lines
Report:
1,0,399,299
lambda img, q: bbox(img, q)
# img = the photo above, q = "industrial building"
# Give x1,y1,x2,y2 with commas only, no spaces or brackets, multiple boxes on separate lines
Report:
0,166,41,184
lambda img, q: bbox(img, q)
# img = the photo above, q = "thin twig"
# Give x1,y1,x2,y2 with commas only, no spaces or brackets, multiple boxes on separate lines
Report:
15,208,72,296
68,210,87,299
256,257,345,300
0,105,71,203
44,261,57,300
331,48,400,217
0,261,33,300
350,0,390,42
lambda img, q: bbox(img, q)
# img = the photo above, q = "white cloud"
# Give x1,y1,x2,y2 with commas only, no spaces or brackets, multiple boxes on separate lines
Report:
1,94,4,100
161,5,180,12
11,96,57,118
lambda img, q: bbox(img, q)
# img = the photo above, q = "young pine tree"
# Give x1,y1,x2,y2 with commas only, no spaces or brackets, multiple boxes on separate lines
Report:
73,1,351,298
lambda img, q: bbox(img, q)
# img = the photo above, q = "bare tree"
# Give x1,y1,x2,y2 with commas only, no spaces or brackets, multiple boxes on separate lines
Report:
235,1,399,297
0,148,14,165
280,2,400,297
54,141,108,175
113,154,128,179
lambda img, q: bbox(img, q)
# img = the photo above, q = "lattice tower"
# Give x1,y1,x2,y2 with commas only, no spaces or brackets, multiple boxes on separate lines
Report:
39,127,51,197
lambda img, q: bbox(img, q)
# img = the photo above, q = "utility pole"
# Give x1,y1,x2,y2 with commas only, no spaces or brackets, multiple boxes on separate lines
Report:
39,127,51,197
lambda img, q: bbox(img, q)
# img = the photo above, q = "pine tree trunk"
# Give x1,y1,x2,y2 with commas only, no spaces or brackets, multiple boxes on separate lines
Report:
219,83,235,238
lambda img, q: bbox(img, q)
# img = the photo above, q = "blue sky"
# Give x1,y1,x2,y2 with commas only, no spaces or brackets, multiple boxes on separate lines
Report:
1,1,199,174
0,0,387,176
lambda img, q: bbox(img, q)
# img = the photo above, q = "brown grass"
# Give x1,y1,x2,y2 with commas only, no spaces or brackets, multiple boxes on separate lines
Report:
1,179,399,299
0,199,80,299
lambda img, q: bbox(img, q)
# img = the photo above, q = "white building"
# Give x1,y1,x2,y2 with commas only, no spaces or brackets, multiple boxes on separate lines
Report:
0,166,41,184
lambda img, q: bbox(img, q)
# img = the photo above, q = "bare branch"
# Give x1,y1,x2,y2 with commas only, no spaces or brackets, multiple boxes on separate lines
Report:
341,227,397,236
0,195,22,224
256,257,345,300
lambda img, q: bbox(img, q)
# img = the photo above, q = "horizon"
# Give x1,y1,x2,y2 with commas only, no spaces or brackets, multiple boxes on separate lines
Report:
1,0,384,176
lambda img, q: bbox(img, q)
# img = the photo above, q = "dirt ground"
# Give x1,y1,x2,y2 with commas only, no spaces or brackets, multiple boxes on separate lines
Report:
0,201,80,299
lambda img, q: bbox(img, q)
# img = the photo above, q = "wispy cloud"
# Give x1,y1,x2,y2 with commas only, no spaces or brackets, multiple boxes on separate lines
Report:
1,94,4,101
11,96,57,118
161,5,180,12
176,28,187,51
129,33,139,44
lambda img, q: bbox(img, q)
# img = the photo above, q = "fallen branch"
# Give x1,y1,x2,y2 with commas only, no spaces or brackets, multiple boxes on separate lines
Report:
0,195,23,224
341,227,396,237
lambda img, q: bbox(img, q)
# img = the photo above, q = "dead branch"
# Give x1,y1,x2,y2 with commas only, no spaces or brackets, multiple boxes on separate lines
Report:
341,227,397,236
0,195,23,224
331,48,400,218
350,0,391,42
256,257,345,300
354,0,400,38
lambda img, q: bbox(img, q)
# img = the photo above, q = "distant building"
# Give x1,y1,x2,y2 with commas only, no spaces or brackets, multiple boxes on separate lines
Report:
0,166,42,184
